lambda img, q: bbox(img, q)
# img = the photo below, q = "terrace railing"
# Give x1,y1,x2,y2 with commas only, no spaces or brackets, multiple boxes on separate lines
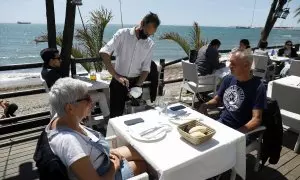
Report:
0,44,298,139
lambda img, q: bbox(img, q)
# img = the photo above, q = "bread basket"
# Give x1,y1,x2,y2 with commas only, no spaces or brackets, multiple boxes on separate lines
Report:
177,120,216,145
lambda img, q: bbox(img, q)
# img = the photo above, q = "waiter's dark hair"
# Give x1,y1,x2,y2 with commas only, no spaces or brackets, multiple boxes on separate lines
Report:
240,39,250,48
142,12,160,28
259,41,268,49
209,39,221,47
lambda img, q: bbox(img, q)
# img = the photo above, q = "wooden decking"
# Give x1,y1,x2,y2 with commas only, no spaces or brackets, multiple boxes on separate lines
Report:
245,130,300,180
0,127,41,180
0,128,299,180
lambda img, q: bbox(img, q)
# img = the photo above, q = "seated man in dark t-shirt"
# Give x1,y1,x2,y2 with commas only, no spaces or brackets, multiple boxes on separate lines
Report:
40,48,62,88
199,49,266,133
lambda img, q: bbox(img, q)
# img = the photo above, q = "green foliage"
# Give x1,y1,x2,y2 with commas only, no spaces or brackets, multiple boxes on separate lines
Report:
159,22,207,56
36,7,113,73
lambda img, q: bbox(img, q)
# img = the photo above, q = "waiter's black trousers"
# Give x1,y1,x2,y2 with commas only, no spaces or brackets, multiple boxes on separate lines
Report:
109,77,139,118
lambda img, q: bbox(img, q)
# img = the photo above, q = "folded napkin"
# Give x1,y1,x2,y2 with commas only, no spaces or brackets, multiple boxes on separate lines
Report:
165,108,187,117
129,122,162,136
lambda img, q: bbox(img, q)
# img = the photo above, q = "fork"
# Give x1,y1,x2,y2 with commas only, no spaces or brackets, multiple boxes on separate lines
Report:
139,126,163,137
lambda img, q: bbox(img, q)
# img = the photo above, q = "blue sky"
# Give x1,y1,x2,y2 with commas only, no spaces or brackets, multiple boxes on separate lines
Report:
0,0,299,27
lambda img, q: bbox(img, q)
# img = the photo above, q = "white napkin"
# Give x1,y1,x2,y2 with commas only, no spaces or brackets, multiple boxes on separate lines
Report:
166,108,187,117
129,87,143,98
130,122,162,136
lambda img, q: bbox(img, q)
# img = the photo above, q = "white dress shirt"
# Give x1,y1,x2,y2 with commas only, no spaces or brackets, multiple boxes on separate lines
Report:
99,27,154,78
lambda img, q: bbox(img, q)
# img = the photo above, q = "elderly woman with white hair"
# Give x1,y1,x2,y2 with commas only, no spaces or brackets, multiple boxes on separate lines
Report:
200,49,266,134
45,77,147,180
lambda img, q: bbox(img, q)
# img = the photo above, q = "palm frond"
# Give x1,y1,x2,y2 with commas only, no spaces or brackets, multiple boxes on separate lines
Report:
294,6,300,23
189,22,208,50
190,22,201,50
76,7,113,71
159,32,190,55
34,7,113,72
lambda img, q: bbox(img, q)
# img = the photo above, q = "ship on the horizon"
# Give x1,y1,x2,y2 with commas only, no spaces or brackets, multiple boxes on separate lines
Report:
236,0,256,30
236,26,252,29
273,26,299,30
17,21,31,24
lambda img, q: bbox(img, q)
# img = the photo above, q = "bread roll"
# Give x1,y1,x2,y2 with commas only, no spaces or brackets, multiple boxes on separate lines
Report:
188,125,207,134
190,131,206,138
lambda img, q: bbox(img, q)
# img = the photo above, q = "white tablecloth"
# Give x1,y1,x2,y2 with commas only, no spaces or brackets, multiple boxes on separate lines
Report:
267,76,300,98
74,75,110,91
106,104,246,180
269,56,290,62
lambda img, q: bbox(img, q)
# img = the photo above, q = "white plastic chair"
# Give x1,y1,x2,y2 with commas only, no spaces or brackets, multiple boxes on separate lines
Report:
211,124,266,180
289,60,300,77
271,81,300,153
252,54,269,79
246,126,266,171
179,60,216,108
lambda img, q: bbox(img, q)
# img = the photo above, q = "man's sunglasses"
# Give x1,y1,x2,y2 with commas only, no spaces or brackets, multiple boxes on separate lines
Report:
286,44,293,46
53,56,61,60
75,95,92,103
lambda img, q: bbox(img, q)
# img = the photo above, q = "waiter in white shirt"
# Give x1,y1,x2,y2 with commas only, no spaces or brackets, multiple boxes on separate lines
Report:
99,12,160,118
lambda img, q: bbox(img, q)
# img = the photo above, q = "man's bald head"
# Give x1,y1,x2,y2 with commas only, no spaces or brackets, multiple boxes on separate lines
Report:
229,49,253,78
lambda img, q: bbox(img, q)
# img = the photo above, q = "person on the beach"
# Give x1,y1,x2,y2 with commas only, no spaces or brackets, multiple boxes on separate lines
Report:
277,40,298,58
0,99,18,119
199,49,266,133
195,39,225,76
99,12,160,118
40,48,110,132
41,77,147,180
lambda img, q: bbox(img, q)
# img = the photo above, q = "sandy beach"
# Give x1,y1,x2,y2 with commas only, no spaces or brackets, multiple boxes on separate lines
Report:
0,64,186,116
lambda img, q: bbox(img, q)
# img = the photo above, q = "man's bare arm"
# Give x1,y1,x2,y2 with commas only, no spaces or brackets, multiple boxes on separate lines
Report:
100,52,129,87
136,71,149,86
238,109,263,133
199,95,221,115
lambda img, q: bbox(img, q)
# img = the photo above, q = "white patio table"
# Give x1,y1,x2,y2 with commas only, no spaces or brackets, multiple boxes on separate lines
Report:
106,103,246,180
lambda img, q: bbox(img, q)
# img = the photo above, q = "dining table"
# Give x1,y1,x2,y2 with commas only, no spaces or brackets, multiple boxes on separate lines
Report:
106,103,246,180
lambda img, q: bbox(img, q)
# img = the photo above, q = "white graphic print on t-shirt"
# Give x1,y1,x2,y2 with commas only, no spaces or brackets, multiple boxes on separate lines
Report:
223,85,245,111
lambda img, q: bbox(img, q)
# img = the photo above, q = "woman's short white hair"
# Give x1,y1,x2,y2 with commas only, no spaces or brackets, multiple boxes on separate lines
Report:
49,77,88,117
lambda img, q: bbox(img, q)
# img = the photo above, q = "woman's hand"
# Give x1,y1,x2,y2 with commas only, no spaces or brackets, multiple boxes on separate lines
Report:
109,154,121,174
110,149,123,160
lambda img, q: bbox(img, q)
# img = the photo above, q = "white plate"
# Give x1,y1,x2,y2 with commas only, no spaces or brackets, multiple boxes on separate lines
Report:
128,123,172,143
129,128,167,142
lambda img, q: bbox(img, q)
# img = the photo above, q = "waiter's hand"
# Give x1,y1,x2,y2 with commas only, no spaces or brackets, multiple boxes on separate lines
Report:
115,75,129,87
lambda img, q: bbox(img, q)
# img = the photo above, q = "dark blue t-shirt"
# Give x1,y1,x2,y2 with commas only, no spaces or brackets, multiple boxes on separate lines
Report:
217,75,266,129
